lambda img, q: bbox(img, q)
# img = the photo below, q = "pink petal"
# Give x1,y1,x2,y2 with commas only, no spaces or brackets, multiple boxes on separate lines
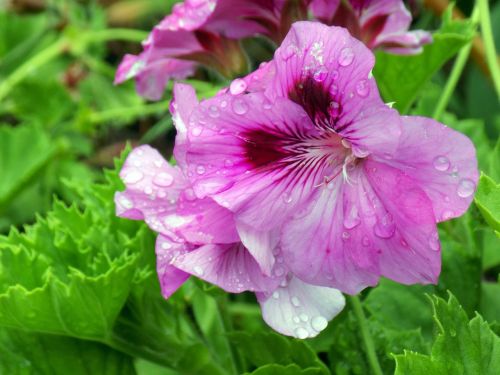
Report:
172,243,282,293
257,276,345,338
375,116,479,222
156,234,192,298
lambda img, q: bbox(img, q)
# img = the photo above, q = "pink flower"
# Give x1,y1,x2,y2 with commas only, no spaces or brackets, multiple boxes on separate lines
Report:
114,83,346,338
181,22,478,295
115,0,297,100
310,0,432,54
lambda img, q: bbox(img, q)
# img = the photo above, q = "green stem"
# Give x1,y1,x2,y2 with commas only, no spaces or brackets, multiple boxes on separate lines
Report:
89,101,169,125
0,38,66,102
83,28,149,44
478,0,500,98
433,6,480,120
350,295,384,375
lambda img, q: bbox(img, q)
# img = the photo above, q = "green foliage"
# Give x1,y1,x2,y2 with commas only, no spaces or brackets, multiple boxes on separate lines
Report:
374,9,475,113
475,174,500,234
394,295,500,374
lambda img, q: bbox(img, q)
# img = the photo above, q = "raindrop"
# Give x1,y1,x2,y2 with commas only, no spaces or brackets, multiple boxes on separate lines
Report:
329,84,339,95
191,126,202,136
311,316,328,332
272,291,280,299
282,44,298,60
161,242,172,250
119,196,134,209
299,313,309,322
283,192,293,203
433,156,450,171
362,236,371,246
442,210,454,220
373,214,395,239
328,101,340,117
355,79,369,97
229,78,247,95
220,100,228,108
194,266,204,276
291,296,301,307
232,98,248,115
344,206,361,229
338,47,354,66
123,169,143,184
293,316,300,323
153,172,174,187
196,165,206,175
294,327,309,339
313,66,328,82
457,178,475,198
208,105,220,118
428,233,440,251
342,231,350,241
144,186,153,195
274,266,285,277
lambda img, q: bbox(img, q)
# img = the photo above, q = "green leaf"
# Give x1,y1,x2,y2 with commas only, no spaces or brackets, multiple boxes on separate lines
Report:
246,364,325,375
0,328,135,375
229,331,329,374
475,174,500,233
373,11,475,113
480,278,500,324
394,294,500,374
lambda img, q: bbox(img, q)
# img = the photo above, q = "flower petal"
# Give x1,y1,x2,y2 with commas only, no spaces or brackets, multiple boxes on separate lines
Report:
257,276,345,338
376,116,479,222
172,83,199,167
156,234,192,298
172,243,281,292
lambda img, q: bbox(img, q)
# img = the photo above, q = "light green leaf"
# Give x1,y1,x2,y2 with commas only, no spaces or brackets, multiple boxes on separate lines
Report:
480,278,500,324
394,294,500,374
246,364,325,375
373,11,475,113
0,328,135,375
475,173,500,233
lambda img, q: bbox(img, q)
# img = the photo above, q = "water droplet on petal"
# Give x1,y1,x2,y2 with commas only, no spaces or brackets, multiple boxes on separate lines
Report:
373,214,395,239
428,233,440,251
274,266,285,277
328,101,340,117
196,165,206,175
338,47,354,66
342,231,350,241
344,206,361,229
194,266,204,276
293,316,300,323
442,210,454,220
313,66,328,82
311,316,328,332
355,79,369,97
119,196,134,209
433,156,450,171
229,78,247,95
457,178,475,198
161,242,172,250
300,313,309,322
329,84,339,95
208,105,219,118
282,44,297,60
291,296,300,307
362,236,371,246
283,192,292,203
191,126,202,136
123,169,143,184
153,172,174,187
294,327,309,339
272,291,280,299
232,98,248,115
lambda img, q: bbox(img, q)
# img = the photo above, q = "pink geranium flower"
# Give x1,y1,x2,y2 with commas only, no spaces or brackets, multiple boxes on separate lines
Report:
310,0,432,54
181,22,478,295
115,84,346,338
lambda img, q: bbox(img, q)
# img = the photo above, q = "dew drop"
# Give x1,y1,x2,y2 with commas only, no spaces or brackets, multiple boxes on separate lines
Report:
311,316,328,332
123,169,143,184
355,79,369,97
283,192,292,203
274,266,285,277
119,196,134,209
153,172,174,187
282,44,297,60
313,66,328,82
208,105,220,118
433,156,450,171
362,236,371,246
373,214,395,239
161,242,172,250
191,126,202,136
194,266,204,276
196,165,206,175
293,316,300,323
342,231,350,241
442,210,454,220
220,100,228,108
457,178,475,198
428,233,440,251
344,206,361,229
291,296,301,307
329,84,339,95
229,78,247,95
144,186,153,195
232,98,248,115
294,327,309,339
272,291,280,299
328,101,340,118
299,313,309,322
338,47,354,66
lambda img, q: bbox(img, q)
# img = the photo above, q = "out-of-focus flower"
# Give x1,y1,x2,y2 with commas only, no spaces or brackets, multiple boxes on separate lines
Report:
114,84,346,338
310,0,432,54
181,21,477,295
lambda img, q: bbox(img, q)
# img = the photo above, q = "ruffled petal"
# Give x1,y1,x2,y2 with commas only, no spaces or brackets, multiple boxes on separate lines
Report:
156,234,192,298
269,21,401,157
375,116,478,222
257,276,345,338
172,243,282,292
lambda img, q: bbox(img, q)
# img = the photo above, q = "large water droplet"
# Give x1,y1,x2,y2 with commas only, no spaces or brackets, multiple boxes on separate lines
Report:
229,78,247,95
294,327,309,339
433,156,450,171
153,172,174,187
311,316,328,332
291,296,300,307
344,206,361,229
232,98,248,115
194,266,204,276
373,214,395,239
355,79,369,97
457,178,475,198
123,169,143,184
338,47,354,66
313,66,328,82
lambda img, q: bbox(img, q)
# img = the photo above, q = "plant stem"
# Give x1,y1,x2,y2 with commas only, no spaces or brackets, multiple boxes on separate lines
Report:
0,38,66,102
478,0,500,98
89,101,169,125
83,28,149,44
433,6,480,120
350,295,384,375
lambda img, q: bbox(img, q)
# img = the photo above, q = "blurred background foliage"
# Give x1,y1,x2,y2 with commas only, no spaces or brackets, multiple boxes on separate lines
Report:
0,0,499,374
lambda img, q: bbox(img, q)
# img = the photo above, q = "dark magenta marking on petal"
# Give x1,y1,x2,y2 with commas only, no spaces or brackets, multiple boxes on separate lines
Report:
240,129,292,169
360,14,389,48
288,76,342,131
